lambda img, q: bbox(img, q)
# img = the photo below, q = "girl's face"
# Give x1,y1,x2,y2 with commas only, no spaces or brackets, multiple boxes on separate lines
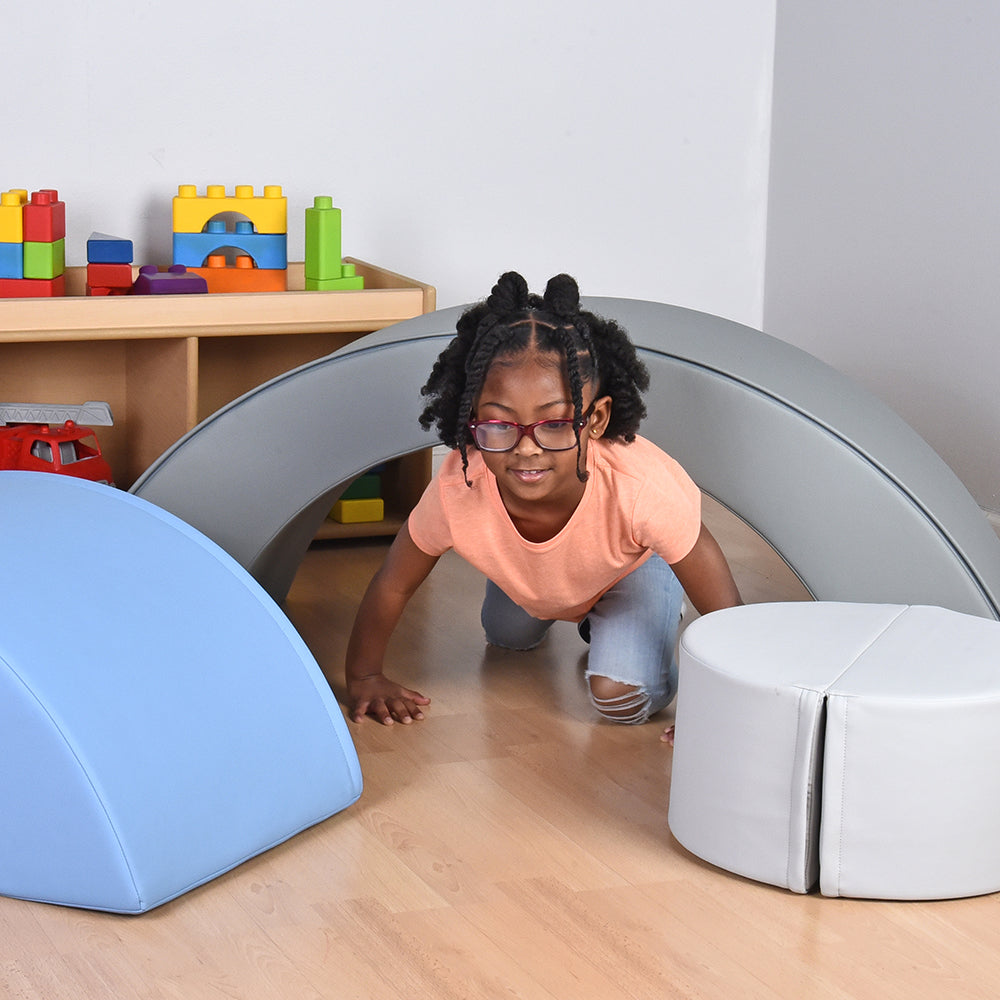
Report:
473,350,611,515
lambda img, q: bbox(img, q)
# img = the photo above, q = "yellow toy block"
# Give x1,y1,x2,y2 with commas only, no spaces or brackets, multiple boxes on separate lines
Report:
330,497,385,524
173,184,287,235
0,189,27,243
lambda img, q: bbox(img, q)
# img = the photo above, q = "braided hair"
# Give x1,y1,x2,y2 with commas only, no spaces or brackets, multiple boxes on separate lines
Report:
419,271,650,484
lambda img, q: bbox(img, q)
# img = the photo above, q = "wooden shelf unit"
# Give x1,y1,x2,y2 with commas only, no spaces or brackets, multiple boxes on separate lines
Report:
0,259,436,540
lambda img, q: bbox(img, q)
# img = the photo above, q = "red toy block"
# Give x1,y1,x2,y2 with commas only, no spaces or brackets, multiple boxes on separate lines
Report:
0,275,66,298
23,189,66,243
87,262,134,288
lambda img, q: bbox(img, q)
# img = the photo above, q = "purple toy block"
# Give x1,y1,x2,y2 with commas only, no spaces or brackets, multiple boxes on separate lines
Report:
132,265,208,295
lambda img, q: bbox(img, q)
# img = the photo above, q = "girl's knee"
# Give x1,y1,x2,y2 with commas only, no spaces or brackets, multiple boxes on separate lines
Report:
484,632,546,651
482,614,550,650
587,674,653,725
481,583,552,650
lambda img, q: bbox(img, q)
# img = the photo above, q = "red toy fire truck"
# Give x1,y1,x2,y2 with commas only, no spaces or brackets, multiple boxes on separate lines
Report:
0,401,115,485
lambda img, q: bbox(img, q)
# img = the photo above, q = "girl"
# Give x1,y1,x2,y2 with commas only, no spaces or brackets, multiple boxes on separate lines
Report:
345,271,741,738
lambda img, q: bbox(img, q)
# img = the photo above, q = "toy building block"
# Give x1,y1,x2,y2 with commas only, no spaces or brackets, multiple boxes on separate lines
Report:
305,272,365,291
0,275,65,298
132,264,208,295
0,242,23,279
172,227,287,270
189,254,287,293
173,184,286,235
330,497,384,524
23,190,66,243
305,195,342,280
0,190,27,243
23,239,65,280
87,262,133,293
340,473,381,501
87,232,134,264
304,195,365,289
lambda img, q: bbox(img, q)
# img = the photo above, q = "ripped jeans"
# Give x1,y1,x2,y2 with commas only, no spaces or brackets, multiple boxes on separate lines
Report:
480,554,684,725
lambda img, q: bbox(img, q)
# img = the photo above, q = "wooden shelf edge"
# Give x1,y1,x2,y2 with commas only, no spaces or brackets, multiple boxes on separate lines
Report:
315,516,405,541
0,260,436,342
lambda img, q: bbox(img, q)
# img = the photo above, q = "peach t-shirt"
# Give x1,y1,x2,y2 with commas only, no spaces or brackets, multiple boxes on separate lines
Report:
407,435,701,622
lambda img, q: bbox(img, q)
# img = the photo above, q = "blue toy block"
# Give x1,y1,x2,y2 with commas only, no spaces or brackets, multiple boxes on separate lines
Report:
0,472,362,914
0,242,22,279
172,228,287,270
87,232,134,264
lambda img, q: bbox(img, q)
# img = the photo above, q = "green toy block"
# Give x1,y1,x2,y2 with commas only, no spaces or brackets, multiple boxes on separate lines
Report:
305,274,365,291
23,238,65,280
340,473,381,500
305,195,344,281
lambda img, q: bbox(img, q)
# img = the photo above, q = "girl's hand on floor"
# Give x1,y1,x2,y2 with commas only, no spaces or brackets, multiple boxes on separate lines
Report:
348,673,430,726
660,725,675,746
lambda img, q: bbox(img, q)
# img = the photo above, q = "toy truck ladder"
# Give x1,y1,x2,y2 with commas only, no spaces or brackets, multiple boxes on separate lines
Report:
0,401,114,427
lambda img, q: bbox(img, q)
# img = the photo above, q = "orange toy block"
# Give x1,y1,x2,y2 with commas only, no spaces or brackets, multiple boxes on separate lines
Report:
189,254,287,293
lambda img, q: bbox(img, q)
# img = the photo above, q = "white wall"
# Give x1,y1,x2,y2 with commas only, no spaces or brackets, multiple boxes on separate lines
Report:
2,0,773,325
764,1,1000,511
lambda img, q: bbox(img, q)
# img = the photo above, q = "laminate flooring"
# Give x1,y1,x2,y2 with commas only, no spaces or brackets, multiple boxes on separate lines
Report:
3,498,999,999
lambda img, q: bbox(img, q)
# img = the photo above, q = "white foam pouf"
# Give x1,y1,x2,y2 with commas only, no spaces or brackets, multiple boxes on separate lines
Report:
667,602,1000,900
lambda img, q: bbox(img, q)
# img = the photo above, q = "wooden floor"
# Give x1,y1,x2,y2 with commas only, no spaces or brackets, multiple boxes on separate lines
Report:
5,498,1000,999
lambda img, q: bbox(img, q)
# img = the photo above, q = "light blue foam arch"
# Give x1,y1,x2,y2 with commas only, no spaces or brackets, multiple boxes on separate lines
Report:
0,472,361,914
130,299,1000,619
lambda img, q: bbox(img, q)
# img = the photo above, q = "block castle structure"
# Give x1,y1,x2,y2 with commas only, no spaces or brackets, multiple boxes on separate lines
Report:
0,189,66,298
172,184,288,293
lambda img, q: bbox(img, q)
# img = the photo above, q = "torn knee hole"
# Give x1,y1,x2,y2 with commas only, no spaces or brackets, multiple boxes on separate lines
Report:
588,676,652,724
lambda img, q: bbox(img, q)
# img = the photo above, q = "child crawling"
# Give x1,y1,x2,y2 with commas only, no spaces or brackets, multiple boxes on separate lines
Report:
345,271,742,738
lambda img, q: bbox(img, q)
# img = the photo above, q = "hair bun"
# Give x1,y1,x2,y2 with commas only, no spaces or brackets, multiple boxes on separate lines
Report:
487,271,530,315
542,274,580,317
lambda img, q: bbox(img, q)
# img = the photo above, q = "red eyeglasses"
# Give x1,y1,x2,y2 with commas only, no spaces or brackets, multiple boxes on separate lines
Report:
468,407,593,452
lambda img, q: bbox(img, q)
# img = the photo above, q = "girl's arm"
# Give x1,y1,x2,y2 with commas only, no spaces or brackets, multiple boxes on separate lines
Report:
345,521,441,725
662,523,742,745
670,522,742,616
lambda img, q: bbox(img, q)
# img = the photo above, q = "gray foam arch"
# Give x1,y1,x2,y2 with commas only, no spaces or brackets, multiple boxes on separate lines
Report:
130,299,1000,618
